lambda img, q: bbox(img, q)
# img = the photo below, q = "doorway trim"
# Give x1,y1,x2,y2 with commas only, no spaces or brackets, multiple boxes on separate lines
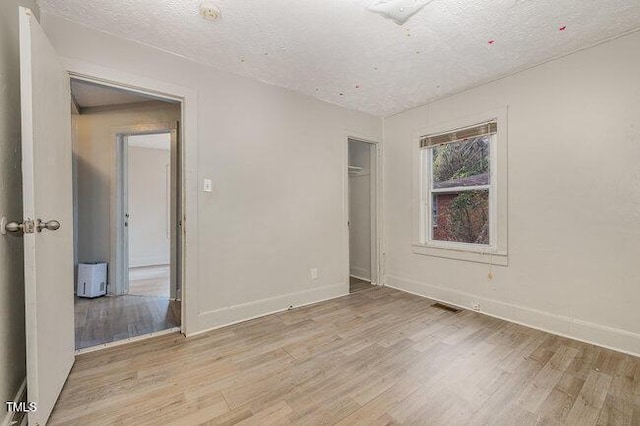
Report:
345,135,384,287
112,124,177,297
66,59,198,336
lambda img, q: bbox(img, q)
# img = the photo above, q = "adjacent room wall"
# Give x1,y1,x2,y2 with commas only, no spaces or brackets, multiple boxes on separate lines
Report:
0,0,39,418
348,141,372,281
74,102,180,291
383,31,640,355
127,140,171,268
43,13,382,333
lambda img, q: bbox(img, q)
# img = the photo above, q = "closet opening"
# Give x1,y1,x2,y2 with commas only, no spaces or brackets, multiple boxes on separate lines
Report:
348,138,379,293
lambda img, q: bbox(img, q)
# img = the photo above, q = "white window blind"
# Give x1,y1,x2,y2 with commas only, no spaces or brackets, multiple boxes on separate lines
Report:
420,121,497,148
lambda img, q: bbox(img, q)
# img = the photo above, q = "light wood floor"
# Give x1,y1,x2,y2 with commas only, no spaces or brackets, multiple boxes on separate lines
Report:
56,286,640,425
129,265,171,298
74,295,181,350
350,276,374,293
128,278,171,298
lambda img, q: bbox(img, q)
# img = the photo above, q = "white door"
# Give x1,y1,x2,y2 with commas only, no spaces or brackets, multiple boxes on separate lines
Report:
19,7,75,425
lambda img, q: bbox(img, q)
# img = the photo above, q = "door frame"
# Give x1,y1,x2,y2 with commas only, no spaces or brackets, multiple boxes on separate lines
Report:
113,125,177,297
346,136,383,286
66,60,199,335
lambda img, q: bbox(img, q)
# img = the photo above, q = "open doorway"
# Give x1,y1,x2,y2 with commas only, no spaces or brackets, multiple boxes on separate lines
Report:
122,132,177,300
71,79,182,350
348,138,379,293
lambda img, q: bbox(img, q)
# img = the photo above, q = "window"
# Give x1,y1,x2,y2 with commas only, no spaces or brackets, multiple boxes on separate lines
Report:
419,120,502,254
428,132,492,246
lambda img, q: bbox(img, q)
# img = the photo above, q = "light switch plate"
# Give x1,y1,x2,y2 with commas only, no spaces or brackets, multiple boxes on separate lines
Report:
203,178,213,192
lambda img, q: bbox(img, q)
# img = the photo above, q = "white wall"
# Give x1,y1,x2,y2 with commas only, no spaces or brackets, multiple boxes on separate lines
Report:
73,102,180,291
39,8,640,358
0,1,39,417
43,14,381,333
349,141,371,280
127,142,171,267
383,31,640,355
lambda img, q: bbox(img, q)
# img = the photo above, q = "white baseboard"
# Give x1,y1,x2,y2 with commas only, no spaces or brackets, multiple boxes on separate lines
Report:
386,274,640,358
349,266,371,281
2,378,26,426
188,283,347,338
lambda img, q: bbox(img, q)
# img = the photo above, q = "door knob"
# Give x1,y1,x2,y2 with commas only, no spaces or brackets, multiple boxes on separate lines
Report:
36,219,61,232
4,221,24,233
1,217,35,234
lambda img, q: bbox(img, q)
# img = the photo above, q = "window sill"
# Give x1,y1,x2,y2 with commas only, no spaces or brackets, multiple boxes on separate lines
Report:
412,244,508,266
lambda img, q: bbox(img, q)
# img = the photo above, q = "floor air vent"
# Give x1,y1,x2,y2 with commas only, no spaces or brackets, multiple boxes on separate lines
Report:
432,302,461,313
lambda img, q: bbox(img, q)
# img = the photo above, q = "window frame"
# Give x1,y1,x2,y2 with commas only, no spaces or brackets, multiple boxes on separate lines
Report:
425,134,495,250
412,108,508,266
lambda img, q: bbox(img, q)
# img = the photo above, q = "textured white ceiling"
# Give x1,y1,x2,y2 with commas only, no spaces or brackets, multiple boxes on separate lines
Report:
71,79,157,107
41,0,640,116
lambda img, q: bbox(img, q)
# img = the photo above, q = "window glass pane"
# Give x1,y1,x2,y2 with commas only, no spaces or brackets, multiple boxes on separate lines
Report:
431,136,490,189
432,190,489,244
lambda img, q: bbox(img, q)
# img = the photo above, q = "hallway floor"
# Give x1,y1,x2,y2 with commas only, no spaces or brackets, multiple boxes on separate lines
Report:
74,294,180,350
349,276,374,293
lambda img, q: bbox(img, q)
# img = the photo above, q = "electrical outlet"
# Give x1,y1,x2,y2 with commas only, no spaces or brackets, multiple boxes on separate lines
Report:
310,268,318,280
471,302,481,311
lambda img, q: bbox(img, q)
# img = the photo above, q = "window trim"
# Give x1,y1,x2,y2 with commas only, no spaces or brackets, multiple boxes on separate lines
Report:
412,108,508,266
